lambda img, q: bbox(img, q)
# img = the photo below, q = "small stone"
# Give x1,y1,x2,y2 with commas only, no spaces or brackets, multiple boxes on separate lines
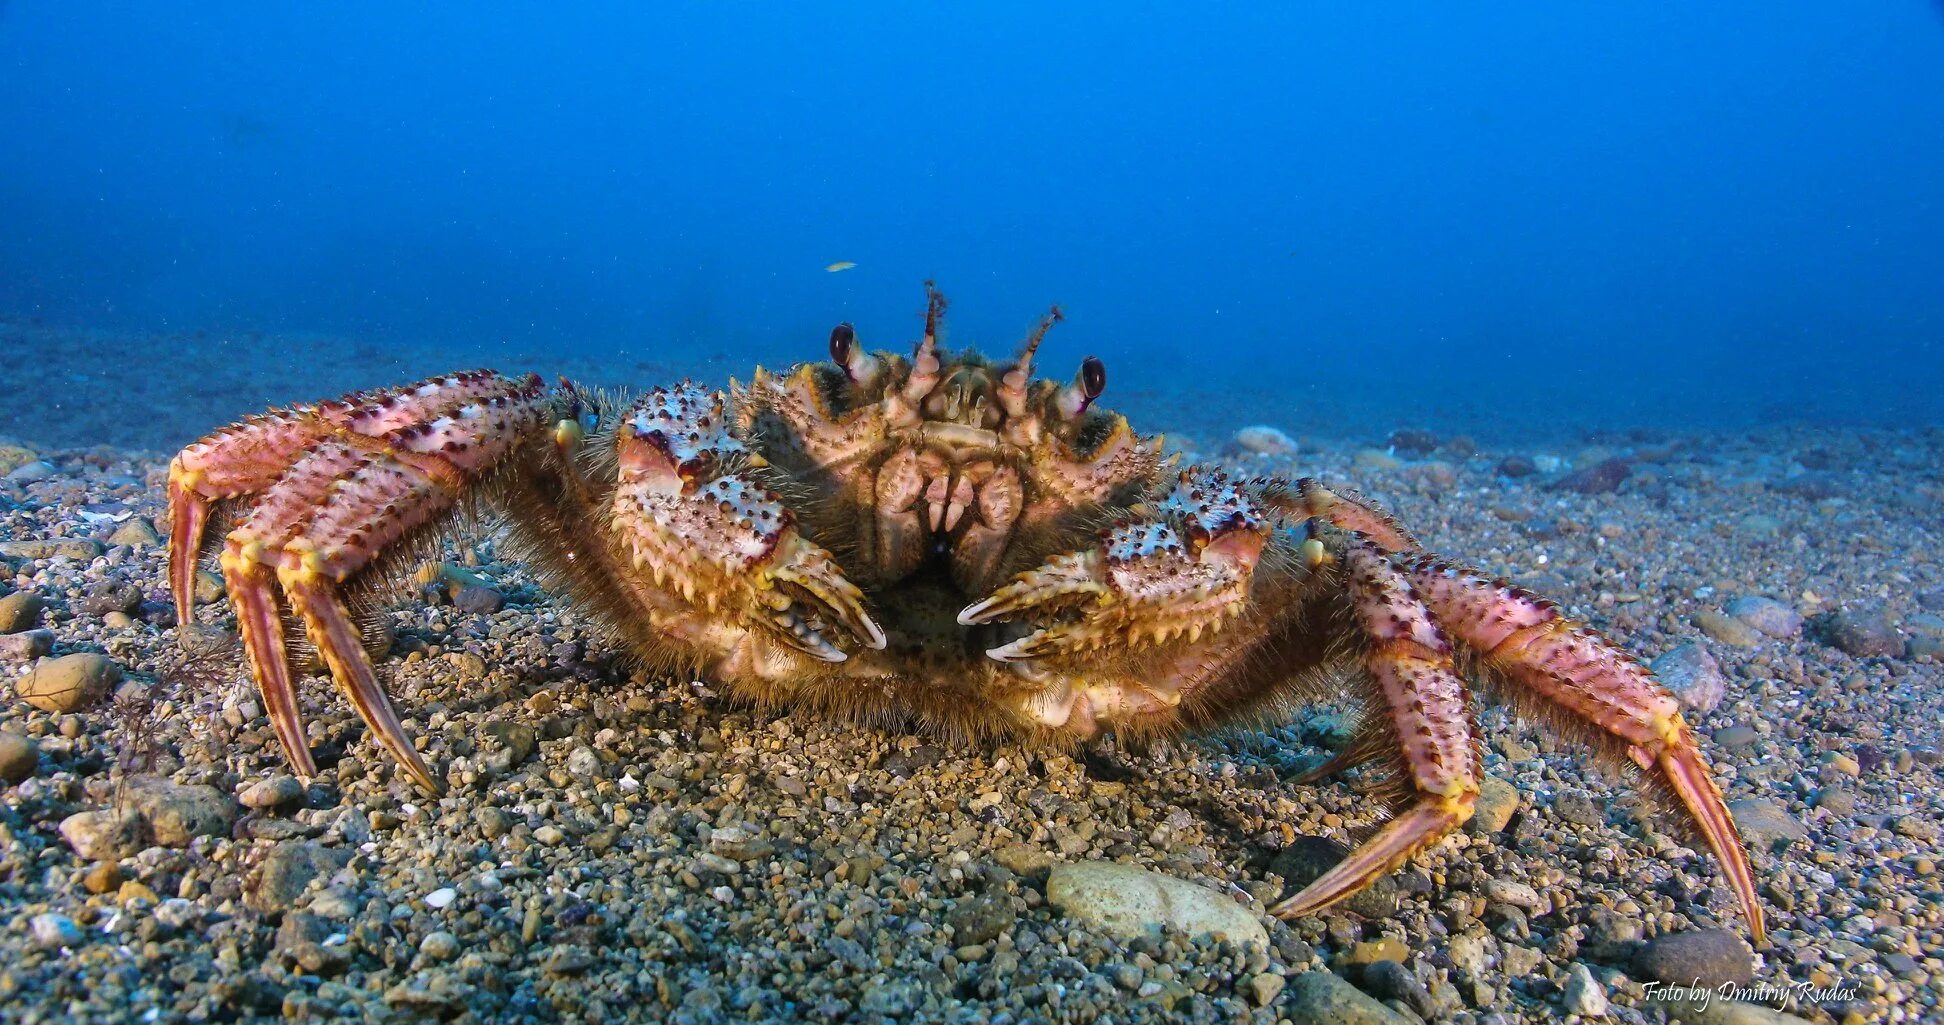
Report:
0,590,45,632
1727,799,1807,854
478,807,512,839
1484,878,1543,910
81,581,144,616
0,538,102,561
1736,514,1782,539
30,913,82,950
709,825,773,861
995,843,1053,877
1652,643,1728,714
1233,425,1298,456
481,721,538,773
1693,610,1760,648
60,809,143,861
117,879,159,905
1811,605,1906,659
0,729,39,783
1823,752,1860,777
533,825,565,845
453,585,505,615
5,460,56,482
108,517,160,547
83,862,124,894
1343,937,1408,966
251,841,354,914
176,623,238,657
16,652,121,712
1634,928,1755,989
1467,776,1520,834
153,898,199,931
1548,458,1631,494
1724,596,1803,639
275,912,350,976
0,628,53,661
947,891,1018,946
1385,429,1440,456
1552,791,1604,828
420,931,460,961
424,886,458,909
1714,725,1760,750
1048,862,1267,948
1561,963,1609,1016
240,774,305,810
1283,969,1412,1024
1247,972,1285,1007
1497,455,1537,478
565,745,604,780
123,777,237,846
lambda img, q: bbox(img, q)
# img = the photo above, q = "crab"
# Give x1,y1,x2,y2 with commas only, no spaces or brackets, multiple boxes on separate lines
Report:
164,283,1763,940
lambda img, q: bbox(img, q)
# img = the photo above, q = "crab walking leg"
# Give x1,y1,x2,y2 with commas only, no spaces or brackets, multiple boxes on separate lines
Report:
1273,478,1420,553
1396,554,1766,944
1271,544,1480,919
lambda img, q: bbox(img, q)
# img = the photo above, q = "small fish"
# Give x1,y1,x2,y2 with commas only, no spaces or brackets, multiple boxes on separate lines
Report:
825,261,856,273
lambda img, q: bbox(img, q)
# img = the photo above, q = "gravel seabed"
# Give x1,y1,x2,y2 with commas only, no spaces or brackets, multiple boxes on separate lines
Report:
1,410,1940,1023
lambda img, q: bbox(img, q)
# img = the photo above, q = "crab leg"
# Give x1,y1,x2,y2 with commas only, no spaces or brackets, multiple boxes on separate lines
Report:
1395,554,1766,944
1270,544,1479,919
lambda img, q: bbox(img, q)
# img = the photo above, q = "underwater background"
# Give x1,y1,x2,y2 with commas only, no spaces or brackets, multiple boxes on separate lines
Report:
3,3,1942,447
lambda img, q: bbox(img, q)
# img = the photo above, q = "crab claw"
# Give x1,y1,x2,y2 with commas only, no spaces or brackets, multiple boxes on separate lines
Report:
766,532,887,657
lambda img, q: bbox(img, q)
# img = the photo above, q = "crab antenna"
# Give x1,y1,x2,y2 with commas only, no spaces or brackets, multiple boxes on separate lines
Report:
901,281,948,405
999,305,1063,418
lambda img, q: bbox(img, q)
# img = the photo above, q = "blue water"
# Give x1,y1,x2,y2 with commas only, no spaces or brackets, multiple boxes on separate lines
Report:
3,4,1942,444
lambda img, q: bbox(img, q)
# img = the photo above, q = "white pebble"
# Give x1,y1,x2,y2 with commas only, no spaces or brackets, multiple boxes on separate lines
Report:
424,887,457,909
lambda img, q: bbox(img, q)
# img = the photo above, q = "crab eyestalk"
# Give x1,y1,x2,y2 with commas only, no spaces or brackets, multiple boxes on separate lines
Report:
829,322,882,388
1054,356,1107,421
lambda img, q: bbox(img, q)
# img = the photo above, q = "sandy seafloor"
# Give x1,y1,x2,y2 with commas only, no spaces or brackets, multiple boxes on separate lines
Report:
0,323,1941,1024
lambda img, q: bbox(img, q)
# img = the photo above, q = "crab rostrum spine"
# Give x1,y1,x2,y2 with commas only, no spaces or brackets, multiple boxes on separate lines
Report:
164,284,1764,944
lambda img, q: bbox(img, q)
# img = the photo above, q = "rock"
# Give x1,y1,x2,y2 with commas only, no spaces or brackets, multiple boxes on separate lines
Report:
0,539,103,561
60,808,143,861
1693,610,1761,648
708,825,773,861
1272,836,1400,918
1497,455,1537,478
1735,514,1782,540
481,721,538,773
1810,606,1905,658
0,590,44,632
123,777,237,846
1552,790,1604,827
1047,862,1267,948
1360,958,1439,1020
1342,937,1407,966
81,581,143,616
1467,776,1520,834
1561,963,1609,1016
1652,644,1728,714
1771,472,1840,499
1548,457,1631,494
947,891,1017,946
1727,799,1807,854
275,911,350,975
1282,969,1413,1024
1714,725,1760,750
1247,972,1285,1007
0,444,37,475
5,460,56,482
1724,596,1802,639
995,843,1053,877
83,862,123,894
453,584,505,615
16,652,121,712
0,729,39,783
420,930,460,961
1634,928,1755,989
251,841,353,914
1353,449,1403,472
1233,425,1298,456
240,774,305,810
1484,878,1543,911
1404,460,1457,491
108,517,160,547
0,628,53,661
30,912,82,950
176,623,238,657
425,886,457,909
1385,429,1439,456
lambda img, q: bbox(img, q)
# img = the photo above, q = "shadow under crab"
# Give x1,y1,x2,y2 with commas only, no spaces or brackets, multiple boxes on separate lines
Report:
161,282,1765,942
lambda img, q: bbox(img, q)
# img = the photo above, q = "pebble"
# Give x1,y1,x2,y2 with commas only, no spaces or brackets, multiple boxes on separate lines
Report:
1724,596,1803,639
1693,610,1761,649
1484,878,1543,910
1497,455,1537,477
1811,605,1906,658
0,628,53,661
1561,963,1609,1016
708,825,772,861
1385,428,1439,455
123,777,238,846
425,886,458,909
30,913,81,950
1047,862,1268,948
60,809,143,861
1282,969,1413,1024
238,775,303,811
419,931,461,961
946,891,1018,946
6,460,57,482
1651,643,1728,714
1467,775,1521,833
1727,799,1808,853
0,729,39,783
0,590,45,632
175,622,238,656
453,584,505,615
83,862,124,894
0,538,103,561
1736,514,1782,539
1714,725,1760,750
1247,971,1285,1007
16,652,121,712
1233,425,1298,456
1633,928,1755,988
251,841,354,913
108,517,160,547
1548,457,1631,494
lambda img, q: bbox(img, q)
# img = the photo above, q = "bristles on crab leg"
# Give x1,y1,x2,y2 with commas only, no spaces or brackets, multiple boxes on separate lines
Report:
1271,544,1479,919
1291,478,1420,553
1397,554,1766,945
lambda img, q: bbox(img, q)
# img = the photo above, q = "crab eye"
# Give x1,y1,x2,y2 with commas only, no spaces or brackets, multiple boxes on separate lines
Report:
1080,356,1106,400
829,323,856,365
